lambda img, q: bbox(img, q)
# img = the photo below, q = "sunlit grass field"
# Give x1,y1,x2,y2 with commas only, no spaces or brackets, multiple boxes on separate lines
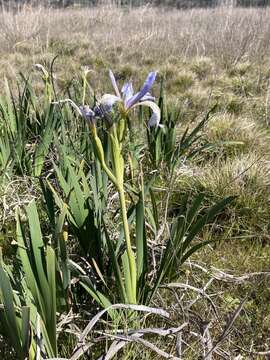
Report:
0,3,270,359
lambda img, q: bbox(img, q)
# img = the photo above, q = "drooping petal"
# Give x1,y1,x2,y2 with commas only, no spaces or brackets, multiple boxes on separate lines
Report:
133,100,161,127
148,111,164,128
121,82,134,106
126,71,157,109
79,105,96,124
93,104,114,127
141,92,155,102
53,99,97,124
100,94,121,110
109,70,121,98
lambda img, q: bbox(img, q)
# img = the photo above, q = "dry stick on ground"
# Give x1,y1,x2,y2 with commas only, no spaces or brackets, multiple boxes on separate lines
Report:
187,260,270,284
162,263,265,358
186,278,215,310
202,321,213,360
56,310,80,337
175,330,183,358
101,333,181,360
210,268,270,284
161,281,222,358
68,325,189,360
203,297,247,360
232,344,270,357
70,304,170,359
162,283,218,318
186,261,270,355
96,324,188,360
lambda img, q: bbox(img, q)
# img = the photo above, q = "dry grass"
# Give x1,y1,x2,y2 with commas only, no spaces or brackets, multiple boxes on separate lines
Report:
0,5,270,82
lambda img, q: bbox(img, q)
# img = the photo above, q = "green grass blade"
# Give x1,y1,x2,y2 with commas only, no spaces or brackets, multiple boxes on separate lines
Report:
186,193,205,227
26,201,50,299
136,191,147,294
16,209,45,315
46,246,57,355
0,263,22,354
21,306,31,357
183,196,235,249
33,105,56,176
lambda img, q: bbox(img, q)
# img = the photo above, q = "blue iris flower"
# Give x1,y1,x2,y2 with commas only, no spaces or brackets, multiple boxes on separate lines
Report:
100,70,161,127
54,70,161,128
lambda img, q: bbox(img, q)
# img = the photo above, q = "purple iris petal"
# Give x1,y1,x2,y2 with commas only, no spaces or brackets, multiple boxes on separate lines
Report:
121,82,134,107
148,112,160,127
109,70,121,98
148,112,159,127
126,71,157,109
141,92,155,102
79,105,96,124
100,94,121,109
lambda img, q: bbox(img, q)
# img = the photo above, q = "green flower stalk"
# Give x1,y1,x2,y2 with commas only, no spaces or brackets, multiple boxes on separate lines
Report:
91,122,137,303
110,127,137,303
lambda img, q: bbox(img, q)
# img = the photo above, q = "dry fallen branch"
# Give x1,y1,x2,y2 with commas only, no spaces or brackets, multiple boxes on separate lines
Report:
97,323,188,360
98,333,181,360
187,261,270,284
70,304,170,359
162,282,218,317
210,268,270,284
203,297,247,359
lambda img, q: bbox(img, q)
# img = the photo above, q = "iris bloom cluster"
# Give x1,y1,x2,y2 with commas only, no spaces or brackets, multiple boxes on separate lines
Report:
79,70,161,128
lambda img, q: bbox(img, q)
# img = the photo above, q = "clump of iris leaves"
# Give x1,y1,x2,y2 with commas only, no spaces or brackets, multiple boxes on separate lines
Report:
0,64,234,359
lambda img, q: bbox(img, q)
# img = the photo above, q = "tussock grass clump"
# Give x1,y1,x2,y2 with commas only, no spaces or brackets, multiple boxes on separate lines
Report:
189,56,214,80
1,5,270,86
204,113,270,156
170,69,195,92
176,153,270,241
227,61,251,77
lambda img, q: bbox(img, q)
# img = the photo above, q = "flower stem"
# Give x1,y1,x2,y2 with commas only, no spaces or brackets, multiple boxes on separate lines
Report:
119,187,132,255
118,185,137,304
92,125,137,303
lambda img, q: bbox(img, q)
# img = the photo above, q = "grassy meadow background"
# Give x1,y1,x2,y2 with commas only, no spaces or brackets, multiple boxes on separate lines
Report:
0,2,270,359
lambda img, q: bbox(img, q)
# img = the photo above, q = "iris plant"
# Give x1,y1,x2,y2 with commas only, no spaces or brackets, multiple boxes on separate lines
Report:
91,70,161,304
54,70,161,304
